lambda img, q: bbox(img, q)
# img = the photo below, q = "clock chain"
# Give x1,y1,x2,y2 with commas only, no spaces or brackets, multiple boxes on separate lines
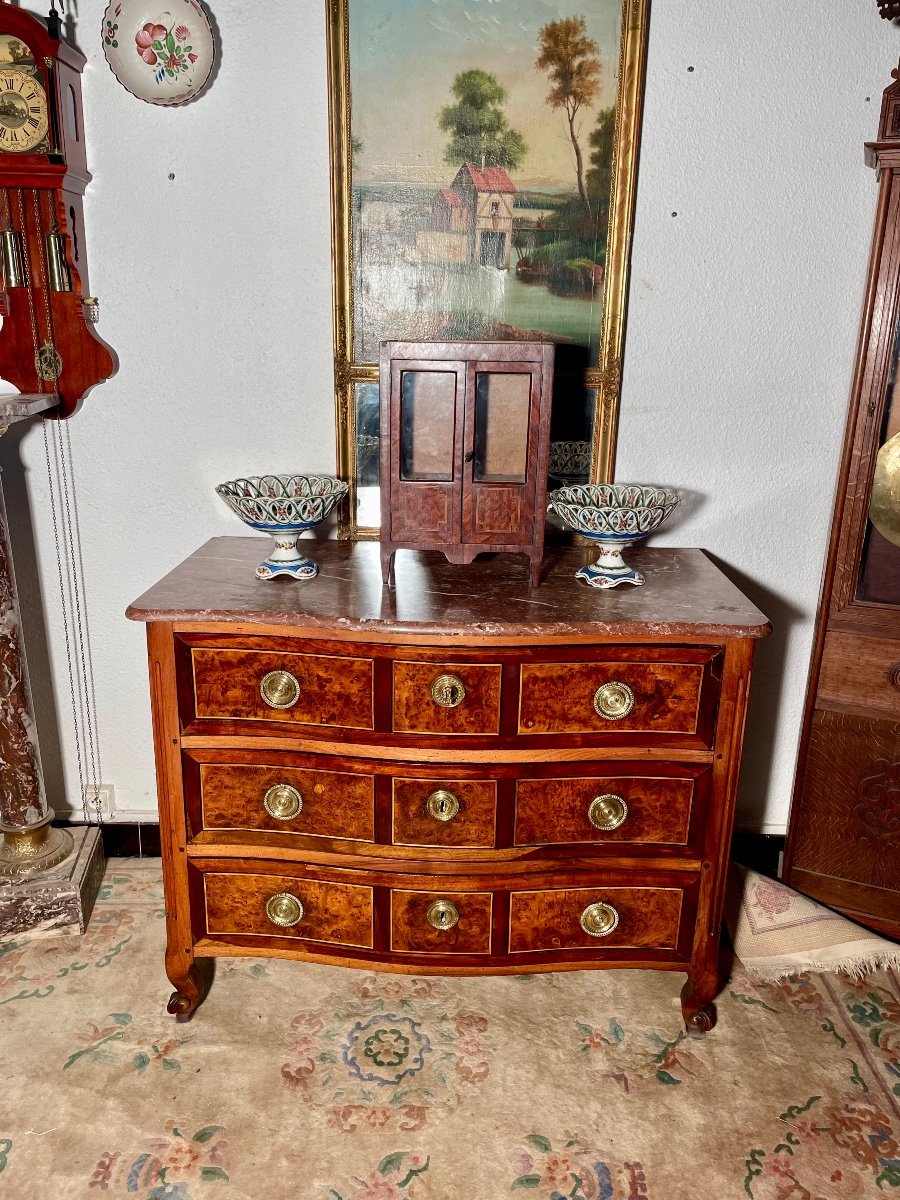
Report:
27,186,102,825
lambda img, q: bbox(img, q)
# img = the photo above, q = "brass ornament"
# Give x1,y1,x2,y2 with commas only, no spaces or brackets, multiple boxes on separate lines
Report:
587,793,628,831
35,341,62,382
265,892,304,927
580,901,620,938
430,673,466,709
263,783,303,821
425,788,460,822
869,429,900,548
593,680,635,720
425,898,460,931
259,669,301,709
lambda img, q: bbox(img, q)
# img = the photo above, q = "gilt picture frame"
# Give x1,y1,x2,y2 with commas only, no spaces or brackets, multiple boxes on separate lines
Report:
327,0,650,536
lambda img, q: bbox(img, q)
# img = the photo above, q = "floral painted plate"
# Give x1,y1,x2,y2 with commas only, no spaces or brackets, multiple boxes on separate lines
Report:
102,0,214,106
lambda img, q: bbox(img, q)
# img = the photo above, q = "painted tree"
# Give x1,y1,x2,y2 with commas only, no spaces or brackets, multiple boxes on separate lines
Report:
536,17,602,215
586,106,615,210
439,69,527,171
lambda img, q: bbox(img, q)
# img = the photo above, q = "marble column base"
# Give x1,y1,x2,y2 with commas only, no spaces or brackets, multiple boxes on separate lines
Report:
0,826,105,938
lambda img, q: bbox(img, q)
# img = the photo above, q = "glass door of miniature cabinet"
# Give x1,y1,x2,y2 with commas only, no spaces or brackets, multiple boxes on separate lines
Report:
389,360,465,542
462,363,542,544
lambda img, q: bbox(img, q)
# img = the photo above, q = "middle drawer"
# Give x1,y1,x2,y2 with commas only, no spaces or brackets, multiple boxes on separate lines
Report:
186,750,709,855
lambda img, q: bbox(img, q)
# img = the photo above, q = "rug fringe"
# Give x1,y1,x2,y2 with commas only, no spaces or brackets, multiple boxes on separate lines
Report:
739,951,900,981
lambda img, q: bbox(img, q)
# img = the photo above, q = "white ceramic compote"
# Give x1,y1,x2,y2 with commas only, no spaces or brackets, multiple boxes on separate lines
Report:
216,475,349,581
547,483,680,589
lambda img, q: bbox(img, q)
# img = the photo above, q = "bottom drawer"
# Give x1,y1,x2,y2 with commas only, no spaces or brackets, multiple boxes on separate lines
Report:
390,889,492,955
203,870,374,949
509,884,684,953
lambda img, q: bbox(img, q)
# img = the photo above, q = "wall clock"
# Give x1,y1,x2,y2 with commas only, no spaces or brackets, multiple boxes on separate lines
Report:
0,2,116,416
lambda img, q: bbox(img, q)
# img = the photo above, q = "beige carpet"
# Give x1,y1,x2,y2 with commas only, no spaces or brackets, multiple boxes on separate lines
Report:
1,859,899,1200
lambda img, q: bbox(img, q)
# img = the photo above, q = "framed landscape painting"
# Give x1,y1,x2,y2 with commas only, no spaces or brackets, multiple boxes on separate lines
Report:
328,0,650,534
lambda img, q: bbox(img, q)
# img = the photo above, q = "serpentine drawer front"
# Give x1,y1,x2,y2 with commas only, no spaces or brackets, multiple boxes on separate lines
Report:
128,539,769,1032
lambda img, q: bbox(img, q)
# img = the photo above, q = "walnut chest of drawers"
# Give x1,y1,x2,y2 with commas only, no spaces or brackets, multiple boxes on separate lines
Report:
127,538,769,1034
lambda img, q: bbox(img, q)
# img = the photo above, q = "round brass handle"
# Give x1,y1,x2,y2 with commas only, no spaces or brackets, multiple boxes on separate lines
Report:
430,673,466,709
263,783,303,821
260,670,301,710
580,901,620,938
587,793,628,832
593,681,634,721
265,892,304,927
426,788,460,822
425,898,460,930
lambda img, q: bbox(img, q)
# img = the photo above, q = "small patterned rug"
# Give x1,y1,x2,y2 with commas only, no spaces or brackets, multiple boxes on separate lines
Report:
1,859,899,1200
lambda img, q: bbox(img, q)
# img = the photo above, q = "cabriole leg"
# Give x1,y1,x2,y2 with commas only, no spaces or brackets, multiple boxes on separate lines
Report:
681,967,718,1038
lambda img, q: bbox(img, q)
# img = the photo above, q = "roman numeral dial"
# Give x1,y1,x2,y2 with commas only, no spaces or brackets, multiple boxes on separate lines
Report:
0,69,47,153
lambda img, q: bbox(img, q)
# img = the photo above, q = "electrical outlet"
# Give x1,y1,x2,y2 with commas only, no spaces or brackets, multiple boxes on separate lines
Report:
84,783,115,817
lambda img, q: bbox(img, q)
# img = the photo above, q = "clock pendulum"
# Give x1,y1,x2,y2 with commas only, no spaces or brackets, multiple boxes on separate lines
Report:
0,1,117,918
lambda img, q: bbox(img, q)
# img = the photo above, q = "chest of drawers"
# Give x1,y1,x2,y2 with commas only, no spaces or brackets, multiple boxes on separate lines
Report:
127,538,769,1035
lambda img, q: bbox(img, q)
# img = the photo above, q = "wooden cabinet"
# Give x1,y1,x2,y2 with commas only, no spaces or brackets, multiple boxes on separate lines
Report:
783,70,900,938
379,341,554,586
127,539,769,1034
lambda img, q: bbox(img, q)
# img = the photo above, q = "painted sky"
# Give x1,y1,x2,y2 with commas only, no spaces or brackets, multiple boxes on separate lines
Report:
349,0,622,191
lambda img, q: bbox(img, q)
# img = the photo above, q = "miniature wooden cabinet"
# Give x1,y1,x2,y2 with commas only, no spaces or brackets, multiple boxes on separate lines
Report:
128,540,769,1034
379,341,554,586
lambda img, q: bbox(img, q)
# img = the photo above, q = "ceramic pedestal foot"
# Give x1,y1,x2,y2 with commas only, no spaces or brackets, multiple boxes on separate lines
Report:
256,555,317,581
576,561,644,589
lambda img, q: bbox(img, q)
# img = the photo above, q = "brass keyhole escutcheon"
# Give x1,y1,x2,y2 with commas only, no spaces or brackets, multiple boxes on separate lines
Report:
430,673,466,709
426,898,460,930
260,669,301,710
265,892,304,928
426,788,460,822
593,680,634,721
580,901,619,938
588,793,628,832
263,783,303,821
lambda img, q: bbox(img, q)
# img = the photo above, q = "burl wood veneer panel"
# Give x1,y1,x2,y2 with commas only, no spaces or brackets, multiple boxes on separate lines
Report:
392,778,497,848
203,871,374,947
191,648,373,729
508,886,684,953
514,774,696,847
518,661,706,737
392,660,502,735
199,763,375,841
390,890,493,954
790,710,900,911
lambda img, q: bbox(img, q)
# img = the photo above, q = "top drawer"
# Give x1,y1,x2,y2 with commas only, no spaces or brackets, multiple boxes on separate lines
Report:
190,648,374,730
518,655,717,744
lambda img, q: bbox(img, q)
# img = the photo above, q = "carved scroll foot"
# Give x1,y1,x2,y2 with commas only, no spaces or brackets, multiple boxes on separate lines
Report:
165,962,204,1022
681,974,717,1039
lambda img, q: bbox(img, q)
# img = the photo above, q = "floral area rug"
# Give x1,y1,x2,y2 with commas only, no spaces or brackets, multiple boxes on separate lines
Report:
1,859,899,1200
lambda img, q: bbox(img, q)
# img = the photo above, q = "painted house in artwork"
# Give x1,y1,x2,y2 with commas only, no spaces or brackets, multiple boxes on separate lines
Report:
422,163,517,269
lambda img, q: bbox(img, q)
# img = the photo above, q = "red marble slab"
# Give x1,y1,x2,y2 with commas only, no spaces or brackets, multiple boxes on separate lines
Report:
126,539,770,641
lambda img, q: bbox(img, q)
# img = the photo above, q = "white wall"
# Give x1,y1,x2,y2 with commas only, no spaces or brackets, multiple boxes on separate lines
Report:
3,0,896,831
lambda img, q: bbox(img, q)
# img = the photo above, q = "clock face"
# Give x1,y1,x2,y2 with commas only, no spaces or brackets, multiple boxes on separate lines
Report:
0,68,48,153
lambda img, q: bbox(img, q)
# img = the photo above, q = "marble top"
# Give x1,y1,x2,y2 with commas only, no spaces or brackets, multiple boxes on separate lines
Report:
126,539,771,641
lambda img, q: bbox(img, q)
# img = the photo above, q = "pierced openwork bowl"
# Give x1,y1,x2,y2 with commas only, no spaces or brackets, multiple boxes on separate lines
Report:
548,440,591,485
216,474,348,581
548,483,680,589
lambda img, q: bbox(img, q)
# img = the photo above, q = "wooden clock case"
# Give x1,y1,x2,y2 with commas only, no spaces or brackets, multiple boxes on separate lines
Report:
783,66,900,937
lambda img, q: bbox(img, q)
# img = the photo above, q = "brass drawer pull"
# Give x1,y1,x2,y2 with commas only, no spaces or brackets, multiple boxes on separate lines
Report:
263,783,303,821
426,788,460,822
265,892,304,928
588,793,628,831
426,898,460,930
580,901,619,937
593,680,634,720
430,673,466,708
260,669,301,709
